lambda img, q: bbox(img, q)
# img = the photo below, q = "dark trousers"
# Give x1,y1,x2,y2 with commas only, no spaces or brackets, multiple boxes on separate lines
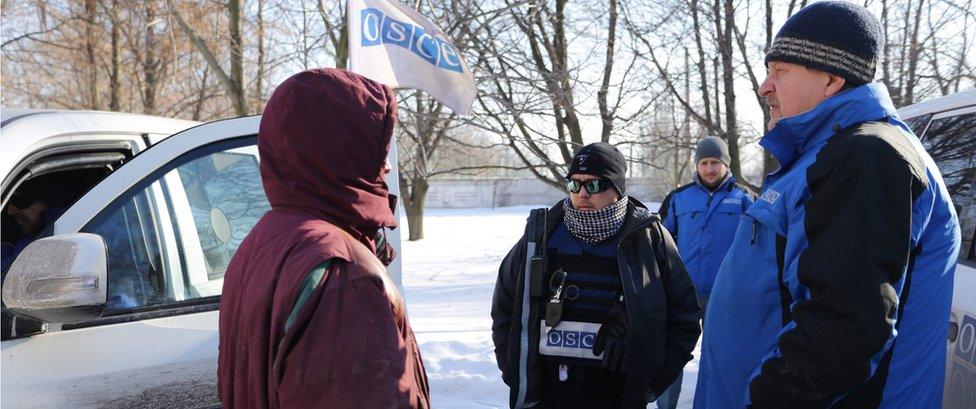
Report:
657,295,707,409
539,361,625,409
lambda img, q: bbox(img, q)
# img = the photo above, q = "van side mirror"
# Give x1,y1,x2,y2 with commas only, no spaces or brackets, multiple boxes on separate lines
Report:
2,233,108,323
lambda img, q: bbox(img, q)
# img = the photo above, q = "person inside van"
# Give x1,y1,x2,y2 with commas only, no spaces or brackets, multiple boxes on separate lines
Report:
2,184,65,272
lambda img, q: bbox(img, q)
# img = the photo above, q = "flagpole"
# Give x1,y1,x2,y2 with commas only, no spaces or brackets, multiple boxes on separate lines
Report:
345,0,355,71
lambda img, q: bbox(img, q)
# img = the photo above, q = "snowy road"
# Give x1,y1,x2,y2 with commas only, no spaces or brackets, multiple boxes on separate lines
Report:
400,205,700,408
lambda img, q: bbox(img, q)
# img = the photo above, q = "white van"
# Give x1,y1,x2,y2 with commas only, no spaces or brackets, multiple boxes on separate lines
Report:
0,109,403,408
898,89,976,409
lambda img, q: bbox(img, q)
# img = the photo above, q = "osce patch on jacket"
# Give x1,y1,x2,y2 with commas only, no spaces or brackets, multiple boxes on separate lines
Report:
539,321,603,360
759,189,781,204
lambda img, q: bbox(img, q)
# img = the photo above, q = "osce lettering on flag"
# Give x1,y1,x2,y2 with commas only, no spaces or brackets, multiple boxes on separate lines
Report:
348,0,477,115
359,8,464,73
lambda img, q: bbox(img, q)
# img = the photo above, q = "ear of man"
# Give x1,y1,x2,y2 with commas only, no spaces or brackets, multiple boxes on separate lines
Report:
824,73,847,97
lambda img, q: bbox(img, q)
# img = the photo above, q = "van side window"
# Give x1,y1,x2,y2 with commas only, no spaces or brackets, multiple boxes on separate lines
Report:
920,112,975,260
87,190,170,310
81,137,268,313
175,148,269,294
905,114,931,137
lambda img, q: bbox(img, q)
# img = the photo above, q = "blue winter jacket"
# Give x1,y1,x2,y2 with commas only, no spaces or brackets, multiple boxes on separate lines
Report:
660,174,755,298
694,84,961,409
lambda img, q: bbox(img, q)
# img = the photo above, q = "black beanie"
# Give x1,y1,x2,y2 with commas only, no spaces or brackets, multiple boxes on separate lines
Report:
765,1,883,87
566,142,627,196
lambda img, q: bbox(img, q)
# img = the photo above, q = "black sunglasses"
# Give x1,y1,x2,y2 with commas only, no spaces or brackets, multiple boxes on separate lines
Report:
566,178,613,194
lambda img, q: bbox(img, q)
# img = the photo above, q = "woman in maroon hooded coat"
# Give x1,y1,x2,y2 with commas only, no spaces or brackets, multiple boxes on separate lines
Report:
217,68,430,409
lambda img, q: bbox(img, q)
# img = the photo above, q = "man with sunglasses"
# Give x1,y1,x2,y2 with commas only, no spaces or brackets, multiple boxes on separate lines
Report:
2,187,64,272
491,142,701,408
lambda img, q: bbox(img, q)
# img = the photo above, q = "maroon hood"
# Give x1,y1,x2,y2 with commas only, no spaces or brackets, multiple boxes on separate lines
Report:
259,68,398,246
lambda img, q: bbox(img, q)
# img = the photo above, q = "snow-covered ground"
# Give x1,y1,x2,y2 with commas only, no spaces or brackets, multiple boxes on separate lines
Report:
400,205,700,408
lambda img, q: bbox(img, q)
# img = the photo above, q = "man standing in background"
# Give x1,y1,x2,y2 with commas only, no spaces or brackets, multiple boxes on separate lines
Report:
657,136,754,408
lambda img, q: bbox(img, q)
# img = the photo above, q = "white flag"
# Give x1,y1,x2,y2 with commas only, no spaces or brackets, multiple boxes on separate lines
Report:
347,0,477,115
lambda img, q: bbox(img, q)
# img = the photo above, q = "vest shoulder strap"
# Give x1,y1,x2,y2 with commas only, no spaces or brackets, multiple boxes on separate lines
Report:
526,208,548,299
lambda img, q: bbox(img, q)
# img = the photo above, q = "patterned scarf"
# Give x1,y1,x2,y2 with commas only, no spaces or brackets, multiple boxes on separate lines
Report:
563,196,629,244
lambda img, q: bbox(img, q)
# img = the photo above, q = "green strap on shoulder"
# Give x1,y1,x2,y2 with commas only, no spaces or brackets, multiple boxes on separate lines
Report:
284,260,333,332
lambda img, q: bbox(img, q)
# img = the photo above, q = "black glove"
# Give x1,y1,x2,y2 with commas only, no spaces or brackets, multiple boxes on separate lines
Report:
593,293,628,372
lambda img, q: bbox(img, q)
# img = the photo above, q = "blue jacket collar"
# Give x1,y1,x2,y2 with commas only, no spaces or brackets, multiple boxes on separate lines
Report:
760,83,900,173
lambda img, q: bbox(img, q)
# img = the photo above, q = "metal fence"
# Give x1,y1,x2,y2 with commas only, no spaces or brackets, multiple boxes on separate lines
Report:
424,177,675,209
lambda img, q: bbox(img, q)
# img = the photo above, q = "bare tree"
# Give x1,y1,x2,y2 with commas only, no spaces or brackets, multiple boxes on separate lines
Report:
255,0,266,111
397,94,456,240
84,0,100,109
166,0,248,116
468,0,655,192
107,0,121,111
317,0,347,69
625,0,757,186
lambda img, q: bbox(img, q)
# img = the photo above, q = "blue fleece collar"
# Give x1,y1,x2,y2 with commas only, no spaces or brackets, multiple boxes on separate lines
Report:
760,83,902,173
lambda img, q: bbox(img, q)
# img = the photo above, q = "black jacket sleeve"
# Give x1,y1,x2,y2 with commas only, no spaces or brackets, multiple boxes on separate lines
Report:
491,236,525,386
649,221,702,395
748,132,926,408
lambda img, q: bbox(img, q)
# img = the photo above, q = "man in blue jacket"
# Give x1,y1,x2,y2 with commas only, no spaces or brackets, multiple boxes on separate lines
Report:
694,2,961,408
658,136,754,408
660,136,755,312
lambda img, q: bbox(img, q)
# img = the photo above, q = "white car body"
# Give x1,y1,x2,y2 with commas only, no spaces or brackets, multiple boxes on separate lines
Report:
0,109,403,408
897,89,976,409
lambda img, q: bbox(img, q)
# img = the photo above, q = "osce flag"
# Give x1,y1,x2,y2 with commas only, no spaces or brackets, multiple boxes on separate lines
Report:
347,0,477,115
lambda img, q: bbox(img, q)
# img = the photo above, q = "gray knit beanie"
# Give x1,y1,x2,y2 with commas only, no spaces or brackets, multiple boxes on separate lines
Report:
765,1,883,87
695,136,731,166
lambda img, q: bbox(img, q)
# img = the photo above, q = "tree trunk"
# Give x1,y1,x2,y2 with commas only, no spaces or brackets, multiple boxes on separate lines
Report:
166,0,248,116
763,0,778,179
597,0,617,142
317,0,348,68
400,177,429,241
405,189,427,241
681,48,693,185
142,0,159,115
108,0,120,111
228,0,248,116
880,0,892,88
720,0,741,178
255,0,265,111
691,0,713,125
336,14,348,69
712,56,721,133
904,0,925,106
84,0,99,110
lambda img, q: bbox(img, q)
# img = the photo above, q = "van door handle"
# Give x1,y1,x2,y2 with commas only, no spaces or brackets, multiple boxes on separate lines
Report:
948,321,959,342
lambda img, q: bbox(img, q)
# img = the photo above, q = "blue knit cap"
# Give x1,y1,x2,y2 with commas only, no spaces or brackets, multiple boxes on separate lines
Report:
765,1,883,86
